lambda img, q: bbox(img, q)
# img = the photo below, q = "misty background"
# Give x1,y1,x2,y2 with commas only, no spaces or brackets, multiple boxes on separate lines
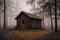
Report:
0,0,60,30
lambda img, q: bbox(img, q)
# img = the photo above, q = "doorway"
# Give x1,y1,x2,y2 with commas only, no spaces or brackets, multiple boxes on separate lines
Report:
21,19,26,29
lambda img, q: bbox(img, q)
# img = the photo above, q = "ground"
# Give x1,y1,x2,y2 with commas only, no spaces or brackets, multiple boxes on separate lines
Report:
0,29,60,40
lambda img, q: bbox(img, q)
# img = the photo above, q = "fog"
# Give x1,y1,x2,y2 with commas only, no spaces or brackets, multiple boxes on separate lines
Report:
0,0,60,30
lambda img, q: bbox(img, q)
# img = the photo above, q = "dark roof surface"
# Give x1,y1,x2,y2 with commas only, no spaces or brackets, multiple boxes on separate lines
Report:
15,11,42,19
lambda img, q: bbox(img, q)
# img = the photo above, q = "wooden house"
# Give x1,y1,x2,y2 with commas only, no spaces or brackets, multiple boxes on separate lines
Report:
15,11,42,29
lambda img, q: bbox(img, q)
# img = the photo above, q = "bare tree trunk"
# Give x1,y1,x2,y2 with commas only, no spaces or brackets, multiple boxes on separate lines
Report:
55,0,57,32
51,15,53,30
4,0,6,29
0,10,1,28
43,11,44,29
50,5,53,30
32,0,36,14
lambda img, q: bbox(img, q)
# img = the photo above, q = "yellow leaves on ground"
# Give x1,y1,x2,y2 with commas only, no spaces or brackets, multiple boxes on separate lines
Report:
14,29,54,39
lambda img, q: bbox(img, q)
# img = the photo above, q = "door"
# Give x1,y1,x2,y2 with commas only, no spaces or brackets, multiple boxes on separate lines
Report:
21,19,26,29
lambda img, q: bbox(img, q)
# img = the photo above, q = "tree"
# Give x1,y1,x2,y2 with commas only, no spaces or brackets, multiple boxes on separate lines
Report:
0,0,3,29
44,0,58,32
41,0,60,32
26,0,60,31
4,0,6,29
50,5,53,30
55,0,57,32
37,0,46,29
42,1,54,30
42,10,45,29
26,0,46,28
37,0,52,29
0,0,3,28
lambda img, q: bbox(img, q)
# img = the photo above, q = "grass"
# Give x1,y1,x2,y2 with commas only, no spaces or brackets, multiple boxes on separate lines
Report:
17,28,44,32
0,29,13,36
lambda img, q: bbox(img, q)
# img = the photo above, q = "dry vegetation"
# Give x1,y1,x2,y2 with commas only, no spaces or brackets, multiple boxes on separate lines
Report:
13,29,54,40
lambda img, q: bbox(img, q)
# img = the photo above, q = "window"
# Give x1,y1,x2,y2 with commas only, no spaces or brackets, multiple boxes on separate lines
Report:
22,20,24,24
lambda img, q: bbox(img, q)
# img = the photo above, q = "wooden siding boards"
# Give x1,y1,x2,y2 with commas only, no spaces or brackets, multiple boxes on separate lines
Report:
15,11,42,30
31,18,42,29
16,12,31,29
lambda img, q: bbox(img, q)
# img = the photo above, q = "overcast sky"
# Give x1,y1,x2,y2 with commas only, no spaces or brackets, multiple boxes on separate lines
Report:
17,0,32,13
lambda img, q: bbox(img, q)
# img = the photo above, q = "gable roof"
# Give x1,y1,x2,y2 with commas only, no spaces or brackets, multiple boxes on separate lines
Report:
15,11,42,19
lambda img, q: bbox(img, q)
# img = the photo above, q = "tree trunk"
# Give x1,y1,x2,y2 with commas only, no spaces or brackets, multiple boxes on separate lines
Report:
4,0,6,29
55,0,57,32
43,11,44,29
0,10,1,28
50,5,53,30
33,0,36,14
51,15,53,30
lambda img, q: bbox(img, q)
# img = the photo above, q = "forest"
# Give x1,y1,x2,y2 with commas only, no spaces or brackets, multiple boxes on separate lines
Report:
0,0,59,31
0,0,60,40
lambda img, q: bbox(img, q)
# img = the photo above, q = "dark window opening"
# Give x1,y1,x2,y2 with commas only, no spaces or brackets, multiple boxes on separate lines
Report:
22,20,24,24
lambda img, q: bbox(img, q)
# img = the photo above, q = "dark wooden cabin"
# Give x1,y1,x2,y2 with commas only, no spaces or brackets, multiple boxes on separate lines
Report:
15,11,42,29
